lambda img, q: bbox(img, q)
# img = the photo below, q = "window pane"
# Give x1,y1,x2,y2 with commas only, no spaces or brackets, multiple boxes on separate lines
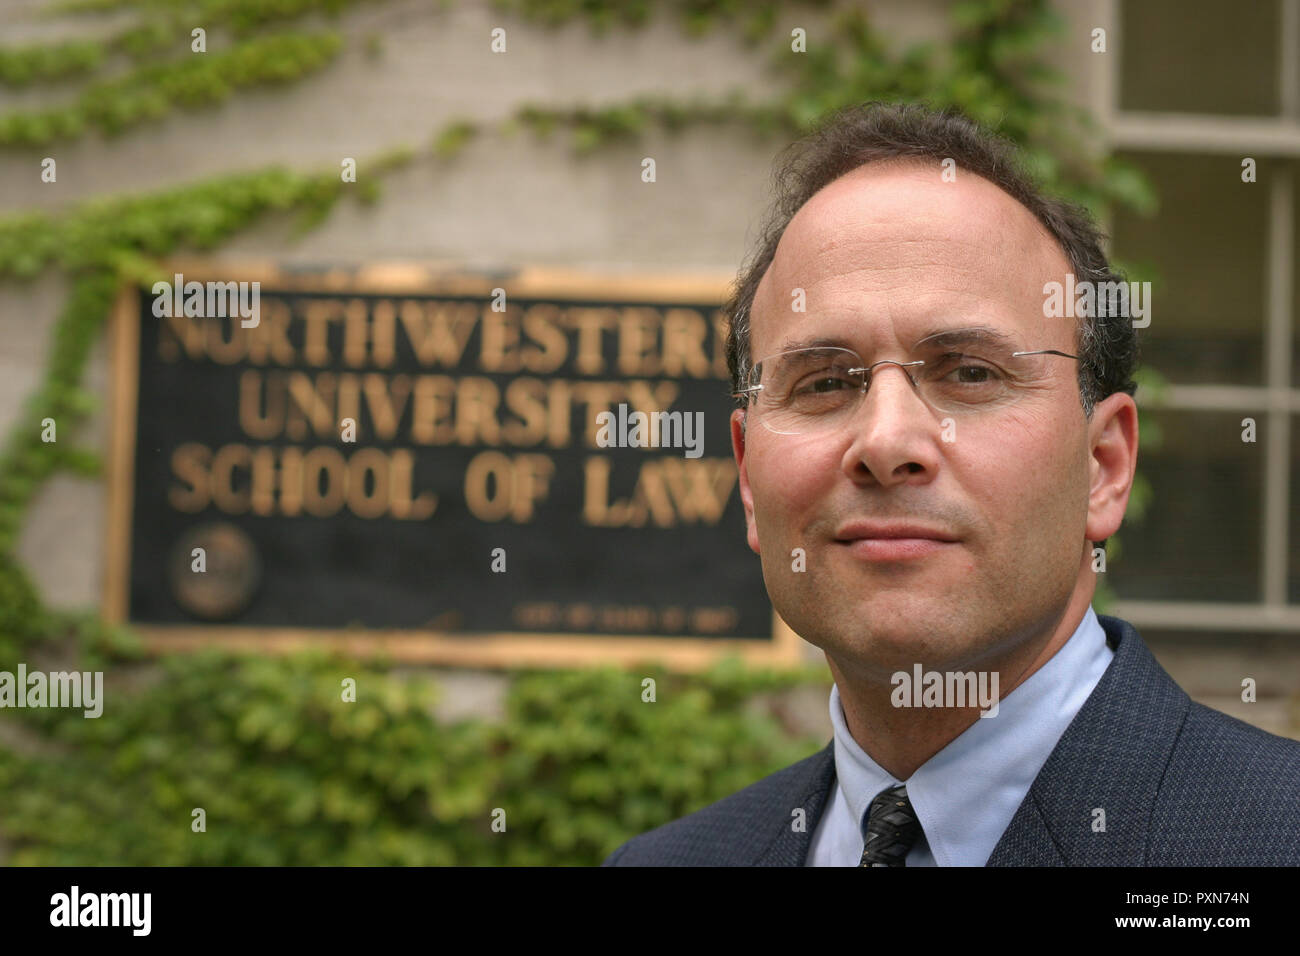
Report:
1113,409,1261,602
1119,0,1280,116
1112,152,1266,385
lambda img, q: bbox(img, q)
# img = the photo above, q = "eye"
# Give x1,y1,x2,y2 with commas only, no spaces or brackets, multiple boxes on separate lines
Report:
933,352,1003,383
799,373,853,393
953,364,994,383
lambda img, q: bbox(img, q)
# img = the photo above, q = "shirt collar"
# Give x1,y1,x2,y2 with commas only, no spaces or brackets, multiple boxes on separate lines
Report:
827,604,1114,866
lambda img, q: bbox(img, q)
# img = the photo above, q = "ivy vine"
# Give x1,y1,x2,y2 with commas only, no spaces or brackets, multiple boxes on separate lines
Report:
0,0,1161,865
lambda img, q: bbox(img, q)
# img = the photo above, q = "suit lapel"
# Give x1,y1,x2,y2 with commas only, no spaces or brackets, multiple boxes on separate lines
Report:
752,740,837,865
987,615,1190,865
750,616,1189,866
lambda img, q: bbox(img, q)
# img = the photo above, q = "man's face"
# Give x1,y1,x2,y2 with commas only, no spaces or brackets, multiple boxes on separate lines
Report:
731,160,1097,681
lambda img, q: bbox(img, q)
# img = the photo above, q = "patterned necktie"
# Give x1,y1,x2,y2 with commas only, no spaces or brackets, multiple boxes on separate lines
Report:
859,784,922,867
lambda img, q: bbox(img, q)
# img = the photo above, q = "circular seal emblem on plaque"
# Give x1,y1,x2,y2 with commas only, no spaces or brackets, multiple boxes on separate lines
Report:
167,522,262,620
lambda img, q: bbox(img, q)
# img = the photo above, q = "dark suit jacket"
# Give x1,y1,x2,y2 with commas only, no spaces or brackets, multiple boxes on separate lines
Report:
603,614,1300,865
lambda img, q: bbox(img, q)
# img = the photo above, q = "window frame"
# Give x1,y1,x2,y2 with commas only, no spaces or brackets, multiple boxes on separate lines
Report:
1094,0,1300,631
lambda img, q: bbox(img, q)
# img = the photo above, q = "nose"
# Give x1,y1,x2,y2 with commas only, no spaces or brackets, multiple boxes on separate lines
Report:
862,359,923,390
840,361,941,487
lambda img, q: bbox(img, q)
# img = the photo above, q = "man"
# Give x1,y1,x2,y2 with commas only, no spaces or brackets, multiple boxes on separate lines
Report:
603,101,1300,866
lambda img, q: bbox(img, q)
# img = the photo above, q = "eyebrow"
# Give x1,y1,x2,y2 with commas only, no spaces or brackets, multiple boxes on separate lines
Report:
772,325,1019,355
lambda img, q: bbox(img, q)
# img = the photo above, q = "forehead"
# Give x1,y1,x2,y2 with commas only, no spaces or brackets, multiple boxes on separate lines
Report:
750,160,1074,357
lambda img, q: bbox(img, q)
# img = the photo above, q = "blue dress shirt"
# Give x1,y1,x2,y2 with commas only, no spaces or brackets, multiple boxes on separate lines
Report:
806,604,1114,866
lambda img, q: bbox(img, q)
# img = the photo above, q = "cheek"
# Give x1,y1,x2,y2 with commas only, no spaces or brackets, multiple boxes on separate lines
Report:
748,435,836,536
978,418,1086,540
953,416,1068,535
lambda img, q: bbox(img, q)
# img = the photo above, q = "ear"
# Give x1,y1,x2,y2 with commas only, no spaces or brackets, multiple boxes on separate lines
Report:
730,408,761,555
1084,392,1139,543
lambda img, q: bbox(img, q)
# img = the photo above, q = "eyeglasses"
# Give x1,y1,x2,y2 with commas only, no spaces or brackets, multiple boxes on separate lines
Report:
733,330,1080,436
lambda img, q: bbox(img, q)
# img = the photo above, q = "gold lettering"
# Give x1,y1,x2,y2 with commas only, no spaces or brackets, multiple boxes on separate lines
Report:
630,460,676,528
546,378,572,448
286,371,338,441
583,455,621,526
388,449,437,519
249,446,277,516
464,450,513,521
401,299,478,367
300,446,347,516
345,447,390,519
464,451,553,522
617,307,662,376
623,380,680,418
692,607,738,633
455,377,501,446
515,601,561,627
502,377,548,446
247,445,434,518
342,298,372,368
569,381,621,447
210,443,252,513
245,298,296,366
480,308,521,373
509,453,554,522
582,456,727,527
521,304,567,373
300,299,342,366
239,370,284,440
410,374,456,444
567,307,617,374
659,458,737,524
362,372,411,441
369,299,398,369
158,313,204,363
206,316,247,365
661,307,711,377
168,442,211,512
597,605,655,631
337,372,361,437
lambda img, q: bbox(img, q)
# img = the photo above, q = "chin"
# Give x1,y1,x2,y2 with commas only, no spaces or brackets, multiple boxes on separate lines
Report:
832,605,975,667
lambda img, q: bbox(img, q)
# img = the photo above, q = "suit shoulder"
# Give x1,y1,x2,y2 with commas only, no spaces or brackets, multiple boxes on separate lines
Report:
602,745,832,866
1172,701,1300,783
1150,700,1300,864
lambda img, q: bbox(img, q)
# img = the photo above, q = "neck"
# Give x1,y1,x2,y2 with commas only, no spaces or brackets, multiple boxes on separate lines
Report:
828,583,1093,781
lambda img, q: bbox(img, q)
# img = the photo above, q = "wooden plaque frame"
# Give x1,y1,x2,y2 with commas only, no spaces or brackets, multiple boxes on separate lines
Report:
104,259,805,671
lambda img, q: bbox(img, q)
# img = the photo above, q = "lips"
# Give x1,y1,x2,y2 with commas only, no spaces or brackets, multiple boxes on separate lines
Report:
833,522,959,562
833,522,958,543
